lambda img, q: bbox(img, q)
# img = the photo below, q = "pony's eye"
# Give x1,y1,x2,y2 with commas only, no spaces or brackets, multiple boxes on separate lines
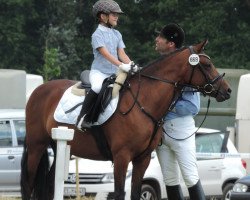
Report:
203,63,211,68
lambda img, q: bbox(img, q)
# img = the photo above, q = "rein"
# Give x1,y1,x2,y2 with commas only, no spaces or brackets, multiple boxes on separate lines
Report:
163,97,211,141
138,46,225,97
119,45,226,153
119,69,164,160
188,46,225,95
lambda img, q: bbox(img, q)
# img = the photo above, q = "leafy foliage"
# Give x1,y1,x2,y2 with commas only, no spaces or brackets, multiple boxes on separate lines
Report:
0,0,45,72
39,46,60,81
0,0,249,79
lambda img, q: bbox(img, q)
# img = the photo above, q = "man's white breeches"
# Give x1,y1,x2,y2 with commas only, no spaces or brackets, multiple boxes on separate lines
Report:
156,115,199,188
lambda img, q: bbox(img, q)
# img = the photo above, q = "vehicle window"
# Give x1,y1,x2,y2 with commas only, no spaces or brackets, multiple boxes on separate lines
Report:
196,133,224,153
14,120,26,146
0,120,12,147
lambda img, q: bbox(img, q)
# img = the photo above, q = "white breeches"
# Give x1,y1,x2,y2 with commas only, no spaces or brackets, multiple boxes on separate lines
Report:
89,70,110,93
156,116,199,188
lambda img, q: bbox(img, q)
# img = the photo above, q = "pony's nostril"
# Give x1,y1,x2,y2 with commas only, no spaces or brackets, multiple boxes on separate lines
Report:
228,88,232,94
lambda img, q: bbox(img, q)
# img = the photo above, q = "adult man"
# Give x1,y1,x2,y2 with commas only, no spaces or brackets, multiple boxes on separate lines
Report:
155,23,206,200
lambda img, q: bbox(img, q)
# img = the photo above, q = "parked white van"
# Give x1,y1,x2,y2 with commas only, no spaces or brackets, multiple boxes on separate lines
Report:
0,109,25,195
26,74,43,102
0,111,246,199
64,128,247,200
0,69,43,108
0,69,43,196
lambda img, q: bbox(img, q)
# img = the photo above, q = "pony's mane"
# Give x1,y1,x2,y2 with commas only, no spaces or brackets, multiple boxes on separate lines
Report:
141,46,188,70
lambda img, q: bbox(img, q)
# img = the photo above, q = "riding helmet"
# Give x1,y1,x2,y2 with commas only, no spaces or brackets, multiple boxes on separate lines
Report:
92,0,124,17
159,23,185,48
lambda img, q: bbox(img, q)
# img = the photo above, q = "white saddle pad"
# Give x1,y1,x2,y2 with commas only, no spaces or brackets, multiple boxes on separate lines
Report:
54,86,119,125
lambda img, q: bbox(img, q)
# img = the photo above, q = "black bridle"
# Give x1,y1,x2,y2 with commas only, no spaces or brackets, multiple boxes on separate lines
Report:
187,46,225,95
137,46,225,97
119,46,226,156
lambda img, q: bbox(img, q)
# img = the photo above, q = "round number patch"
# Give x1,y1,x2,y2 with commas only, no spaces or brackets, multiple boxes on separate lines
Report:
189,54,200,65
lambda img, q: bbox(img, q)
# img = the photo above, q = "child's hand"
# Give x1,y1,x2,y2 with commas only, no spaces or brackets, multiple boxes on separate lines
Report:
119,63,132,72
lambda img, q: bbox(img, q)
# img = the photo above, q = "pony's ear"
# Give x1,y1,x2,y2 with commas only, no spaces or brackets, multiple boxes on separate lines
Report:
203,39,208,46
194,39,208,53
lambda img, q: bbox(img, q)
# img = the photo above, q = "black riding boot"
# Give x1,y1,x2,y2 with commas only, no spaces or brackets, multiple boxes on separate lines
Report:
76,89,98,128
166,185,184,200
188,180,206,200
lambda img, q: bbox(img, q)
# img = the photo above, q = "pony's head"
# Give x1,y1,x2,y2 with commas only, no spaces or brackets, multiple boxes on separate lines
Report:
184,39,231,102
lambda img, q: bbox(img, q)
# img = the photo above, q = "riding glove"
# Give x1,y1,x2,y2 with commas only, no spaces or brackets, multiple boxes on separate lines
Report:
119,63,132,72
119,61,139,73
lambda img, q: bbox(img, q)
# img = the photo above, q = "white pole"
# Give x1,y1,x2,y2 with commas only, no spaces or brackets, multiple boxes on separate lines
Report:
52,126,74,200
64,145,71,180
75,157,80,200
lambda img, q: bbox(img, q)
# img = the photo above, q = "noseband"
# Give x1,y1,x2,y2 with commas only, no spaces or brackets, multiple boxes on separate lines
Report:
120,46,226,155
188,46,225,95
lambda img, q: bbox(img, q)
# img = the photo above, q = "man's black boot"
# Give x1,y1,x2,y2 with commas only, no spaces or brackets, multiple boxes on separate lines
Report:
188,180,206,200
166,185,184,200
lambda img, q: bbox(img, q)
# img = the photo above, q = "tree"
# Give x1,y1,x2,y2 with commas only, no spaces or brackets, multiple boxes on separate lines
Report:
1,0,249,79
40,0,82,80
39,41,61,82
120,0,250,69
0,0,46,72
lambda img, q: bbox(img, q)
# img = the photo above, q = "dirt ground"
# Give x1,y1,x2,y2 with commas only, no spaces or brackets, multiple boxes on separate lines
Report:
0,197,94,200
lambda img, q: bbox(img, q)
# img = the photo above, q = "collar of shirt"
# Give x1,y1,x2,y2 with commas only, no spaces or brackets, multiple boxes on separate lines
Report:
98,24,113,32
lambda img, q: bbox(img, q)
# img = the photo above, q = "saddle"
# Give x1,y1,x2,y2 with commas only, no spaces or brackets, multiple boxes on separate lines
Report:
70,70,127,124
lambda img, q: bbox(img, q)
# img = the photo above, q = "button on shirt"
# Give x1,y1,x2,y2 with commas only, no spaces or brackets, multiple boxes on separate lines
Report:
91,24,126,75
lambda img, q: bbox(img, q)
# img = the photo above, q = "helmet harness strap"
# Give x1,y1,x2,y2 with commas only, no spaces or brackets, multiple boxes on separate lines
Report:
100,13,113,28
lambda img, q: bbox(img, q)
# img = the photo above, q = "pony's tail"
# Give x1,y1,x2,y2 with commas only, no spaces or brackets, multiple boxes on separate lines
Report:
33,149,50,200
20,138,51,200
20,139,30,200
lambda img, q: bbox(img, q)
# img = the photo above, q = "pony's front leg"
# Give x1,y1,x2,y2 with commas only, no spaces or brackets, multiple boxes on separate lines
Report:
113,155,130,200
131,154,151,200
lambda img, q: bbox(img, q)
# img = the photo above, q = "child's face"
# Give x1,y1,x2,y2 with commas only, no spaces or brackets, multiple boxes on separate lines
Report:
108,13,119,27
